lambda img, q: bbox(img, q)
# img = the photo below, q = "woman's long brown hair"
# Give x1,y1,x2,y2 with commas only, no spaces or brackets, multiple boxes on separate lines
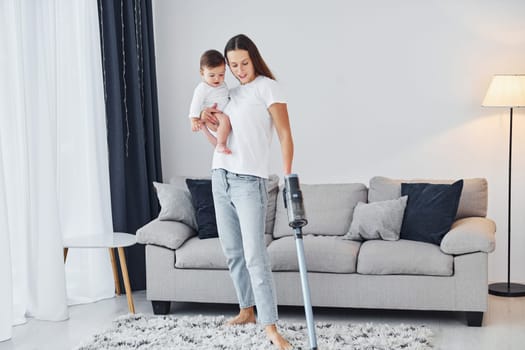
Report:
224,34,275,80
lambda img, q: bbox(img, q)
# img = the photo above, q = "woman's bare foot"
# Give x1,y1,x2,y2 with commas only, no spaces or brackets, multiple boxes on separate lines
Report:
266,324,292,350
226,306,256,325
216,143,232,154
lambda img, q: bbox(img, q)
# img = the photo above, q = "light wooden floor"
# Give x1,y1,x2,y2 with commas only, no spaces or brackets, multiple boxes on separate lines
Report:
1,291,524,349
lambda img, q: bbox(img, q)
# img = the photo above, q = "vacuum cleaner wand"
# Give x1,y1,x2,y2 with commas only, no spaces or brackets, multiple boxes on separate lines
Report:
284,174,318,350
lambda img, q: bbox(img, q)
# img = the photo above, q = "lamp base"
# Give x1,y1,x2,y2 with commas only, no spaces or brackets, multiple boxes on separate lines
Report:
488,282,525,297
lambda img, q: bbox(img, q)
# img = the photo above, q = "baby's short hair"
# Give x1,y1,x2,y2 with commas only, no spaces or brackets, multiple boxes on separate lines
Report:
200,49,225,69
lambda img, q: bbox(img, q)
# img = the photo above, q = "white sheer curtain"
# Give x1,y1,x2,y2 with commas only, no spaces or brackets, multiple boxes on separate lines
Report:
0,134,13,342
0,0,114,342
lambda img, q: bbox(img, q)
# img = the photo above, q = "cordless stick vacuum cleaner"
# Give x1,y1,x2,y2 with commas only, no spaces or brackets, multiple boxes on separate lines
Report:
283,174,318,350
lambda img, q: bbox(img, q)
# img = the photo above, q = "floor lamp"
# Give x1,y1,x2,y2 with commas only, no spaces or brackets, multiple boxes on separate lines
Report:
482,74,525,297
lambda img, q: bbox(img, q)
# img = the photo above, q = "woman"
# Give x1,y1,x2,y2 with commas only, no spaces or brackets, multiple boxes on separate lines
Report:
201,34,293,350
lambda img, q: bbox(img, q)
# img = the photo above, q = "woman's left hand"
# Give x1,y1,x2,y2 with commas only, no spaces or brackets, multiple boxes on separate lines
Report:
201,103,220,126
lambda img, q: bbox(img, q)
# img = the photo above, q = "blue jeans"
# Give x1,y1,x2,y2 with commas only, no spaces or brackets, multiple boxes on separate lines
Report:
211,168,278,325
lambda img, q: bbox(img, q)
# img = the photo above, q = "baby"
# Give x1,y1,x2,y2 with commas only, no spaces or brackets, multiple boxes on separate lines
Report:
188,49,231,154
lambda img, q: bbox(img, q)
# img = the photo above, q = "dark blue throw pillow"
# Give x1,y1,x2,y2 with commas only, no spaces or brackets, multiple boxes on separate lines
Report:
185,179,218,239
400,180,464,245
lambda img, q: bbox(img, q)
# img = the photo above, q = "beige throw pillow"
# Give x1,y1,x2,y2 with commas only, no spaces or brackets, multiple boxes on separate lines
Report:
344,196,408,241
153,182,197,229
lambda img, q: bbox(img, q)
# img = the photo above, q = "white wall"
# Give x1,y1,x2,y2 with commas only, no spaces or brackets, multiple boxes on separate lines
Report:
152,0,525,284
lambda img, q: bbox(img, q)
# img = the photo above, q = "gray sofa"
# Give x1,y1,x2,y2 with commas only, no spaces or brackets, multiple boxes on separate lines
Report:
137,176,496,326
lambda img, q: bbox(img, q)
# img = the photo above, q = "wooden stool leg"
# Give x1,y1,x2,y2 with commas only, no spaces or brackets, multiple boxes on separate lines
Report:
63,248,68,263
117,247,135,314
109,248,121,295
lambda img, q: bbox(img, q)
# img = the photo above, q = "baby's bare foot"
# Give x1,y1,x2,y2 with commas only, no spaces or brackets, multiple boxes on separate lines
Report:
266,325,292,350
216,143,232,154
226,308,256,325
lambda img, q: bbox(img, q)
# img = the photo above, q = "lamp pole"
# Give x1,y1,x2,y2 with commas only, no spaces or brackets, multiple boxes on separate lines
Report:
507,107,512,289
488,107,525,297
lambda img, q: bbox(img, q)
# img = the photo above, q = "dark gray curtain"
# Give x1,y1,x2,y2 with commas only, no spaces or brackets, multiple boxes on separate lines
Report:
97,0,162,290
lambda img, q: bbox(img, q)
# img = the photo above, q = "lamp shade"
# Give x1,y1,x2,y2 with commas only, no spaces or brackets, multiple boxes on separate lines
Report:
482,74,525,107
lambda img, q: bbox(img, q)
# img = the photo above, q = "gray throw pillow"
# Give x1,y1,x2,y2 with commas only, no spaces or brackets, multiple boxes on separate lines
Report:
153,182,197,229
344,196,408,241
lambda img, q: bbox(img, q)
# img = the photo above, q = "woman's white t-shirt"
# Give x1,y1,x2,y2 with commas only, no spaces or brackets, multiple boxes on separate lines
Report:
212,76,286,179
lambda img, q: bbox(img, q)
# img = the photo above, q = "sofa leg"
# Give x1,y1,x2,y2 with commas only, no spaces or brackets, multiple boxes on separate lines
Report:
151,300,171,315
465,311,483,327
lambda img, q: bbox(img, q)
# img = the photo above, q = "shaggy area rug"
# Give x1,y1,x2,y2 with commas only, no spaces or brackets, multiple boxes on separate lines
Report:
75,313,433,350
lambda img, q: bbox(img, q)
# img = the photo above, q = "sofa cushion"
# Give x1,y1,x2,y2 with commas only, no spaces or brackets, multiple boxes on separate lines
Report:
357,239,453,276
153,182,197,229
186,179,219,239
268,235,360,273
175,237,227,269
137,219,196,250
400,180,463,245
174,234,273,269
368,176,487,219
273,183,368,238
440,217,496,255
344,196,407,241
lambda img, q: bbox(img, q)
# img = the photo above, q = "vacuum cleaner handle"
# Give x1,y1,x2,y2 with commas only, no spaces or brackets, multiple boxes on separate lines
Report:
284,174,308,229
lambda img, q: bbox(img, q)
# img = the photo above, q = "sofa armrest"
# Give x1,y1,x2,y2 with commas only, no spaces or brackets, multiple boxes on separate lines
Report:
440,217,496,255
136,218,196,250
